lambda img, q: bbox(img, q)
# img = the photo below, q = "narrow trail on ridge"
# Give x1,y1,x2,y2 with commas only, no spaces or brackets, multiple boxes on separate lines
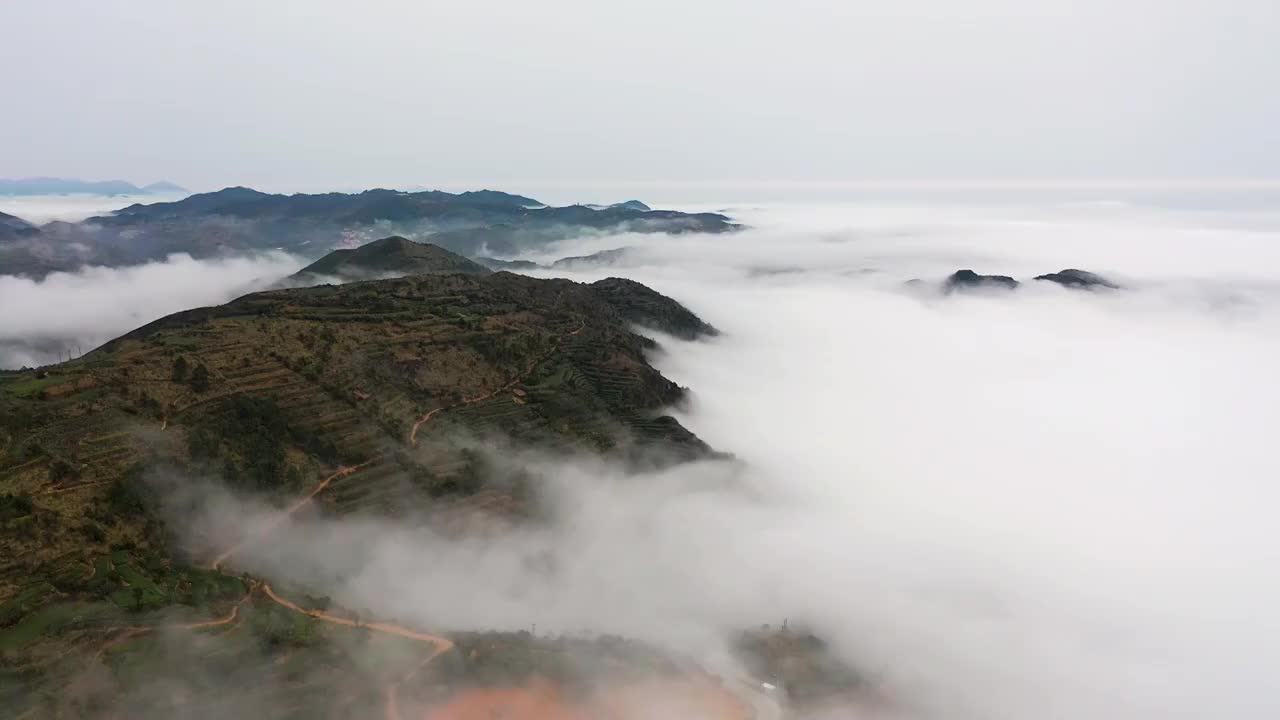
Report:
262,584,454,650
177,598,249,630
210,459,375,571
96,588,255,659
408,319,585,447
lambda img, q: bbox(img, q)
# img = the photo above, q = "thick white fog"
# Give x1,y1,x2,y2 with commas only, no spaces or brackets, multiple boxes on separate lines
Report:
0,193,187,224
177,201,1280,718
0,253,302,368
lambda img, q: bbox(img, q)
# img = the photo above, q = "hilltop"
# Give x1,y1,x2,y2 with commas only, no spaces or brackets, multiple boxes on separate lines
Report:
0,186,738,278
290,236,490,284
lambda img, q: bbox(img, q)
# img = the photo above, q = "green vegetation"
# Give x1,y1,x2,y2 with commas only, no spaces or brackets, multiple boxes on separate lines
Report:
735,624,865,707
171,355,188,382
188,362,211,393
2,374,70,399
188,396,294,491
248,602,319,648
0,493,34,522
0,583,55,627
0,271,720,713
0,601,118,652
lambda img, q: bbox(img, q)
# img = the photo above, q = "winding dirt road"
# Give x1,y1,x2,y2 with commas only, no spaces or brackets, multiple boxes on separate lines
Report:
178,600,248,630
408,319,585,447
210,460,375,571
194,321,599,720
261,584,453,651
96,589,253,659
262,583,453,720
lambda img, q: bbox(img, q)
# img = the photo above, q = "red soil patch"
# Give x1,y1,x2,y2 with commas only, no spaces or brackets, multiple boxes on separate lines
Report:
424,682,586,720
422,678,749,720
593,678,750,720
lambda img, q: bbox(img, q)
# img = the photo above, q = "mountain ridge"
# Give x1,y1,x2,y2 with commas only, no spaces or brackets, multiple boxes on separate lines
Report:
0,177,187,196
0,186,739,278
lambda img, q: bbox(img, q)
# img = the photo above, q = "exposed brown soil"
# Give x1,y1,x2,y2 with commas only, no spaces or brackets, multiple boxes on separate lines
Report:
419,677,751,720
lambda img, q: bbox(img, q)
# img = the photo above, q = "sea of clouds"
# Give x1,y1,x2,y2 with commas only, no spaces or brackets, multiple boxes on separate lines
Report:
0,193,306,369
4,195,1279,716
148,198,1280,718
0,193,186,224
0,252,303,368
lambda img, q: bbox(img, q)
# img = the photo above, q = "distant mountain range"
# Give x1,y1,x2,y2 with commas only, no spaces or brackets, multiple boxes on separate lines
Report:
0,186,739,278
0,177,187,196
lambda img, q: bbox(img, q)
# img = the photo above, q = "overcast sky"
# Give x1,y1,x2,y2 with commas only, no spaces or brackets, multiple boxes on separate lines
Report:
3,0,1278,193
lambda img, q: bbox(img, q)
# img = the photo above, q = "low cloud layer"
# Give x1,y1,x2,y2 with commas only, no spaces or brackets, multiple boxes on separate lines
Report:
0,193,185,225
0,252,302,368
140,200,1280,718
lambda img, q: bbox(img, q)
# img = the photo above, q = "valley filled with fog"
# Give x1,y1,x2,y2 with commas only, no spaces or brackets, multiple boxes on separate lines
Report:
68,197,1276,719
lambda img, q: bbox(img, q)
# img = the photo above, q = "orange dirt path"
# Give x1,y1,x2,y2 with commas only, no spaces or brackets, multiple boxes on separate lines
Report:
408,320,585,447
210,459,375,571
191,317,757,720
261,583,454,720
179,601,247,629
261,583,454,652
95,589,252,658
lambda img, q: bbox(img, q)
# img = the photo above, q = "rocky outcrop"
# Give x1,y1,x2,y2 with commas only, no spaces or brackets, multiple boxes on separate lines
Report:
1034,269,1119,290
944,269,1020,292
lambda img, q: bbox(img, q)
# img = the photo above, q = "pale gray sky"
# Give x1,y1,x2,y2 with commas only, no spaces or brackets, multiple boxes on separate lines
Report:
3,0,1278,193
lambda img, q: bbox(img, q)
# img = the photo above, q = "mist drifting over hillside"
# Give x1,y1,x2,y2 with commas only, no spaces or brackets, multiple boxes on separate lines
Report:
153,198,1280,719
0,253,302,368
